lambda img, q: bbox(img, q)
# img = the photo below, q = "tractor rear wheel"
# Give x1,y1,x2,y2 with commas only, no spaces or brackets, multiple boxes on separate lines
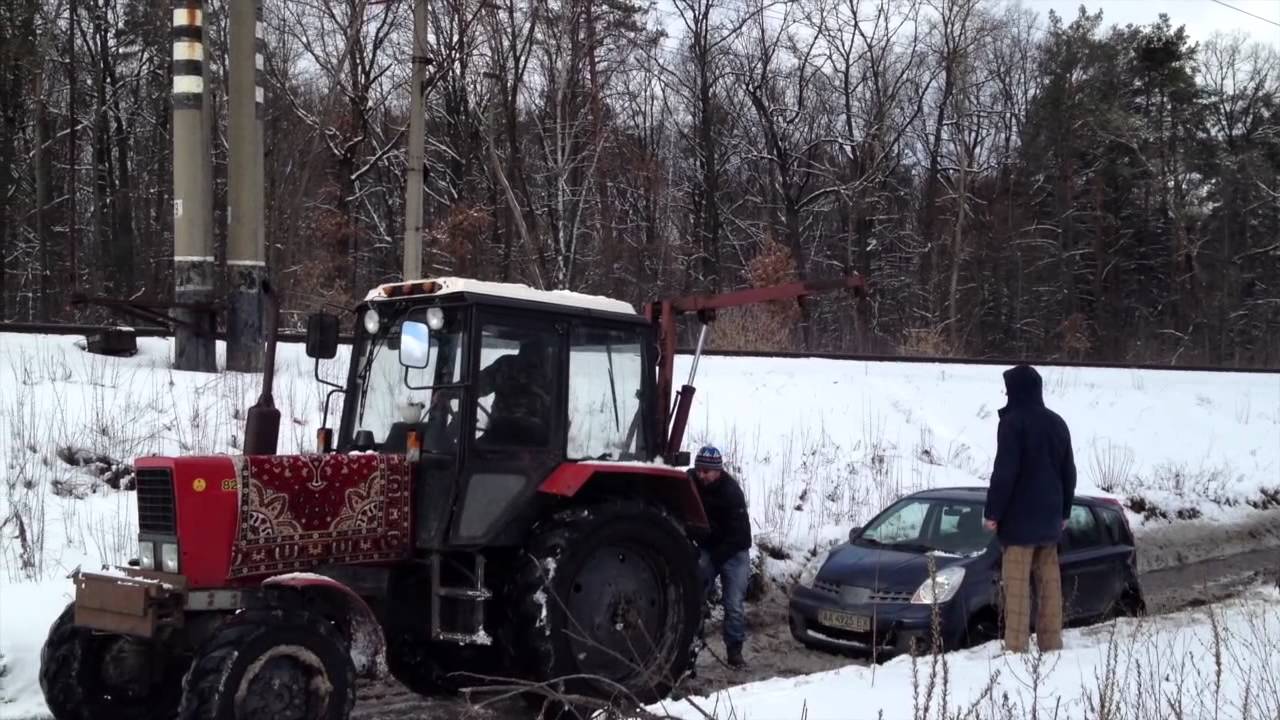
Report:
507,499,703,710
39,602,184,720
176,607,355,720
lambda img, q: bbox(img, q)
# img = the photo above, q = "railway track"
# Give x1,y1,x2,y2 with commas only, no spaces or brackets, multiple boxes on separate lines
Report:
3,321,1277,375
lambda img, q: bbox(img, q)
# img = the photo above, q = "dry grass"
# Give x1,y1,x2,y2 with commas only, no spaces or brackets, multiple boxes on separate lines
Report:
1089,440,1137,493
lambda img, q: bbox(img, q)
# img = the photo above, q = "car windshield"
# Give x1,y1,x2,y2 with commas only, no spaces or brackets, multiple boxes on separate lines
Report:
858,498,993,556
350,306,464,445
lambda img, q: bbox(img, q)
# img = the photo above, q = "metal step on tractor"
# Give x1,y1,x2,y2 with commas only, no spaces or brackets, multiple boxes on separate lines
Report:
38,274,865,720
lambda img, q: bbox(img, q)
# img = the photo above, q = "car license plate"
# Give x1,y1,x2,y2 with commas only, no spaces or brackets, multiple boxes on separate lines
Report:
817,609,870,632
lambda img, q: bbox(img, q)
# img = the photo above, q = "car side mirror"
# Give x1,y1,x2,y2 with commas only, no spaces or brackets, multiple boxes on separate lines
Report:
848,526,863,543
305,313,339,359
399,320,432,369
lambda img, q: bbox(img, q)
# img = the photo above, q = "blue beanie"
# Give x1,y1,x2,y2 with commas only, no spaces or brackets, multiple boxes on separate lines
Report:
695,445,723,470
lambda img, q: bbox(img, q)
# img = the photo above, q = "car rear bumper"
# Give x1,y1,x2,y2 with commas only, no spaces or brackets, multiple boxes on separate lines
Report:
788,584,966,657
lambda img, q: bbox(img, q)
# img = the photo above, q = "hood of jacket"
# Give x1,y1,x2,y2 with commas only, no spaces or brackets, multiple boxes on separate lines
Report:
998,364,1044,417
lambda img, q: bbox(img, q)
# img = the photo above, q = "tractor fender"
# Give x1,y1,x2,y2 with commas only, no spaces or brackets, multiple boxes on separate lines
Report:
261,572,385,678
539,461,710,530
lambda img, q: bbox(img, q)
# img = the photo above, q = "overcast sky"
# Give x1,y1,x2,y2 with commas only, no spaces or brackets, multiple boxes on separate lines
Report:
1013,0,1280,45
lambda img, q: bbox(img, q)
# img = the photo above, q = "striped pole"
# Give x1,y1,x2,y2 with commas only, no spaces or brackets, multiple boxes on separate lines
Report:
172,0,216,372
227,0,267,372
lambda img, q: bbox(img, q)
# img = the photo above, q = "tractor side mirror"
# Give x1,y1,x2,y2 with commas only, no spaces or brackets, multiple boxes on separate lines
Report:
399,320,432,368
306,313,340,359
848,526,863,544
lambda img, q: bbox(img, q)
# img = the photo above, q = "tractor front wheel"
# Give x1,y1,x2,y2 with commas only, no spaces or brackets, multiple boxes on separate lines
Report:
39,602,184,720
177,607,355,720
507,499,703,709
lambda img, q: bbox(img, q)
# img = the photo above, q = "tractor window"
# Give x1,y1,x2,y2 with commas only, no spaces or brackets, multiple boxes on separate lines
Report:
352,307,464,448
474,322,559,448
567,326,645,461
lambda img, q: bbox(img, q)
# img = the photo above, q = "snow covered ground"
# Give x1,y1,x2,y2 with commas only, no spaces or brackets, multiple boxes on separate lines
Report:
646,583,1280,720
685,355,1280,586
1,330,1278,718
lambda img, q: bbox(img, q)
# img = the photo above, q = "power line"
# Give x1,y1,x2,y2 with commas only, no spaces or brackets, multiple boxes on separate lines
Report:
1207,0,1280,29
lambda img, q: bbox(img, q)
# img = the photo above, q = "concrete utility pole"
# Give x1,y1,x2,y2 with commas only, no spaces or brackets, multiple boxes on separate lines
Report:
172,0,217,372
402,0,428,281
227,0,267,372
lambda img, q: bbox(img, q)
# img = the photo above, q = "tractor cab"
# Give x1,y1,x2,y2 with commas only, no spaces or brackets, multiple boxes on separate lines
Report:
303,277,664,550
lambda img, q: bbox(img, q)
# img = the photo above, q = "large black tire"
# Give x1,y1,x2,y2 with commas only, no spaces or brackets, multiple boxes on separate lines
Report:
39,602,184,720
177,607,355,720
505,499,704,711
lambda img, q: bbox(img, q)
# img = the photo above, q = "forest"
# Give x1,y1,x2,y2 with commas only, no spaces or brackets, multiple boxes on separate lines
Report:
0,0,1277,364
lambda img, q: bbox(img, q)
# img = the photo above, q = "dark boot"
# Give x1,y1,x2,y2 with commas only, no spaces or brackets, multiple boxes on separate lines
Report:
726,643,745,668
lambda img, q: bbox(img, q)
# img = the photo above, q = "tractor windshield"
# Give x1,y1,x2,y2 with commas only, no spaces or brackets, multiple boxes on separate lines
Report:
349,305,465,449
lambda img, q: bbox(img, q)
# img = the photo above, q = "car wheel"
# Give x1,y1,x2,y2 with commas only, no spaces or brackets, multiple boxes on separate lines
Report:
965,608,1001,647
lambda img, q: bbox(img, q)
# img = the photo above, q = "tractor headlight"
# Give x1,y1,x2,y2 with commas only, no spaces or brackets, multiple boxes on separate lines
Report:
911,566,965,604
161,542,180,574
139,541,156,570
425,306,445,330
363,308,381,334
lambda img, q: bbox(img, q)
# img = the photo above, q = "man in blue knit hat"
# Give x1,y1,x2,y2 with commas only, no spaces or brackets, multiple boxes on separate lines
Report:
688,444,752,668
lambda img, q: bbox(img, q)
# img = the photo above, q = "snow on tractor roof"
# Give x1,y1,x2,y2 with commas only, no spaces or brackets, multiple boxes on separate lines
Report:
364,276,637,315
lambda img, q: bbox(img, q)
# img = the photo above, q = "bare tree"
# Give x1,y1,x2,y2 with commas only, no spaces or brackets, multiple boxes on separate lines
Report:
733,0,840,348
273,0,409,293
662,0,762,292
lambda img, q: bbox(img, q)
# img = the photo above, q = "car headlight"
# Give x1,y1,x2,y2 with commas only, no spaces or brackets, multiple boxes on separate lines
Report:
911,566,965,604
804,548,835,588
161,542,180,573
139,541,156,570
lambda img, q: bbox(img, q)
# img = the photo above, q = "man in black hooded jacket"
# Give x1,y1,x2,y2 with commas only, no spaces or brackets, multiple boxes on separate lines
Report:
983,364,1077,653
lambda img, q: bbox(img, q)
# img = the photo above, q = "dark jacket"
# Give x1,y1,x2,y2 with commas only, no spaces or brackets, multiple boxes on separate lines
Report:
984,365,1078,546
689,470,753,566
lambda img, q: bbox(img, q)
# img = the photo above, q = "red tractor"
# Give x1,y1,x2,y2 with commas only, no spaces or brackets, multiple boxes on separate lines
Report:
38,275,864,719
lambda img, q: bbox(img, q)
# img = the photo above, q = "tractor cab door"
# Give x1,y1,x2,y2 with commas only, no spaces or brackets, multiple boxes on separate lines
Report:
350,304,470,549
448,310,567,547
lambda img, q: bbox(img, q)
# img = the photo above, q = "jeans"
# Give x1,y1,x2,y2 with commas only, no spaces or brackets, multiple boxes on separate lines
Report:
699,548,750,648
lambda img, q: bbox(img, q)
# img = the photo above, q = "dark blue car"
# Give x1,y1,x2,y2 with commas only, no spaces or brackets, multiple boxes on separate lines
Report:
789,487,1146,657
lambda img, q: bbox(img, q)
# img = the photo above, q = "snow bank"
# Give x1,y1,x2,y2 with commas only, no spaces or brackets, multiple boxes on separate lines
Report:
682,357,1280,585
645,585,1280,720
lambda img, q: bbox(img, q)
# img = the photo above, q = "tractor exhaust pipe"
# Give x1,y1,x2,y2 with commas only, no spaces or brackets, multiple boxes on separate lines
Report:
243,279,281,455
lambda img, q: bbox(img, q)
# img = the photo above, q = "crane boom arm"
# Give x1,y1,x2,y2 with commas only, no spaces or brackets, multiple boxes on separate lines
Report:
647,274,869,464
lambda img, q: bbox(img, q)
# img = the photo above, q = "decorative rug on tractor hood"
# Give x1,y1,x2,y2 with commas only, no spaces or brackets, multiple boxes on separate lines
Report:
227,453,413,579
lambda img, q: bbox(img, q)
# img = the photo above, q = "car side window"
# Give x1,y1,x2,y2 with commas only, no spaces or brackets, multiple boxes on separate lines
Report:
1063,504,1103,550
